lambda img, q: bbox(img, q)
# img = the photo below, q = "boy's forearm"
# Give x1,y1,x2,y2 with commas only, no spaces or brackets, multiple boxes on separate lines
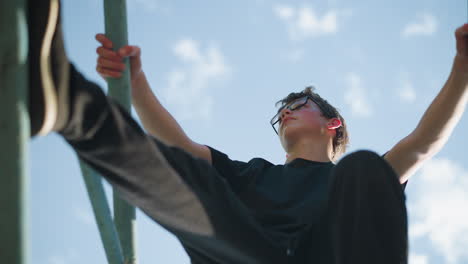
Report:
131,72,192,147
412,55,468,155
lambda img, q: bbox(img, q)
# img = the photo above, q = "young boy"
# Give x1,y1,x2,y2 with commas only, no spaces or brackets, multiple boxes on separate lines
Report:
28,0,468,263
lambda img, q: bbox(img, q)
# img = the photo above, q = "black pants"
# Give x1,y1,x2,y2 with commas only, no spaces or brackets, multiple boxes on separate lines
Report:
60,66,408,264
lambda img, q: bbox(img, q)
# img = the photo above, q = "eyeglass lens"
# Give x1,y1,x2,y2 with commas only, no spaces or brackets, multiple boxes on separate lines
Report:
271,97,309,132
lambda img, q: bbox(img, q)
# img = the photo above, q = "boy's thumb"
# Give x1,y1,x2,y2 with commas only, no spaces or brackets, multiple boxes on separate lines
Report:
118,46,130,57
118,46,139,57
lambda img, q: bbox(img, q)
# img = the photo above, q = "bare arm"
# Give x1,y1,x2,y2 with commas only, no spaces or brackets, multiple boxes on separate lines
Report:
131,71,212,163
385,24,468,183
95,34,212,163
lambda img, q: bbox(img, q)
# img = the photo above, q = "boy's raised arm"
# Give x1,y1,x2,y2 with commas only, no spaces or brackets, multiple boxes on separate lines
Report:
95,34,212,164
384,24,468,183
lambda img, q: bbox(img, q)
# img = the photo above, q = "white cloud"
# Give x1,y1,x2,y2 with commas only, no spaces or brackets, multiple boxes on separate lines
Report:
174,39,202,62
273,4,339,41
344,72,373,117
74,207,95,226
408,158,468,263
402,13,438,37
164,39,230,120
397,79,417,103
274,5,295,20
409,253,429,264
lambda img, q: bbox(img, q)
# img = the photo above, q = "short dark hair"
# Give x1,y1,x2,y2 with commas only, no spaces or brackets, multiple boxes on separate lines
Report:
275,86,349,160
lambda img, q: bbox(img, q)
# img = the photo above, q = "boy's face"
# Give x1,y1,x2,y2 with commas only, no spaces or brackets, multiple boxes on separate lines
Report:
274,97,334,150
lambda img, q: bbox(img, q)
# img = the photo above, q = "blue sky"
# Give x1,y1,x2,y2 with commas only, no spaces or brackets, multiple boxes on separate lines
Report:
30,0,467,263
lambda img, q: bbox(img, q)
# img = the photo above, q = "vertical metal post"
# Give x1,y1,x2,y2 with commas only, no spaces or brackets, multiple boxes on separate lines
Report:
0,0,29,263
77,0,135,263
103,1,137,264
80,162,124,264
104,0,132,109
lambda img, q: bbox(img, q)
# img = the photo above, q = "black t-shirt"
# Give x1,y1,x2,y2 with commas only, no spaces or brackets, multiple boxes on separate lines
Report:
209,147,335,253
208,147,407,258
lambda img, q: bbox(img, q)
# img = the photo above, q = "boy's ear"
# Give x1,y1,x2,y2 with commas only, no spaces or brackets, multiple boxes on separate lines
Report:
327,118,342,130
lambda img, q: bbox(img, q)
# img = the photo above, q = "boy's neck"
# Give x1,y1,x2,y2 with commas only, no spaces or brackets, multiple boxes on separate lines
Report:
285,138,333,164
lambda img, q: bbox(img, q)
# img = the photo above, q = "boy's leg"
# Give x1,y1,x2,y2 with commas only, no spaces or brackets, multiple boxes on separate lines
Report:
28,1,286,261
327,150,408,264
60,66,289,263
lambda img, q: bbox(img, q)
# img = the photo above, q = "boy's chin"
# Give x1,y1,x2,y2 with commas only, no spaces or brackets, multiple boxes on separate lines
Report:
280,127,304,145
281,127,322,143
282,125,312,137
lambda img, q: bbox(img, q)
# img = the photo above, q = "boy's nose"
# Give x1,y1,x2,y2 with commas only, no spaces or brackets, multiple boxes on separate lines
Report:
280,108,292,120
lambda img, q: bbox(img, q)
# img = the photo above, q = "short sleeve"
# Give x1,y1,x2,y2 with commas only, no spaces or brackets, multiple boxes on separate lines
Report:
207,146,259,193
382,151,408,191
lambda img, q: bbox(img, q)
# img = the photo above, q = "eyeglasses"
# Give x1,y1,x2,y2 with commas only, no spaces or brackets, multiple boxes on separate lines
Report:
270,96,314,135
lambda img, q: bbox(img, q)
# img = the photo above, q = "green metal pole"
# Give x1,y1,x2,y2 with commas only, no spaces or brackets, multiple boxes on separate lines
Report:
78,1,135,263
0,0,29,263
80,162,124,264
104,0,132,109
103,1,137,264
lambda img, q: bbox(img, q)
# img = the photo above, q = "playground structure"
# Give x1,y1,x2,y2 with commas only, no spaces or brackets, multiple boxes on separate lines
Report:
0,1,138,263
